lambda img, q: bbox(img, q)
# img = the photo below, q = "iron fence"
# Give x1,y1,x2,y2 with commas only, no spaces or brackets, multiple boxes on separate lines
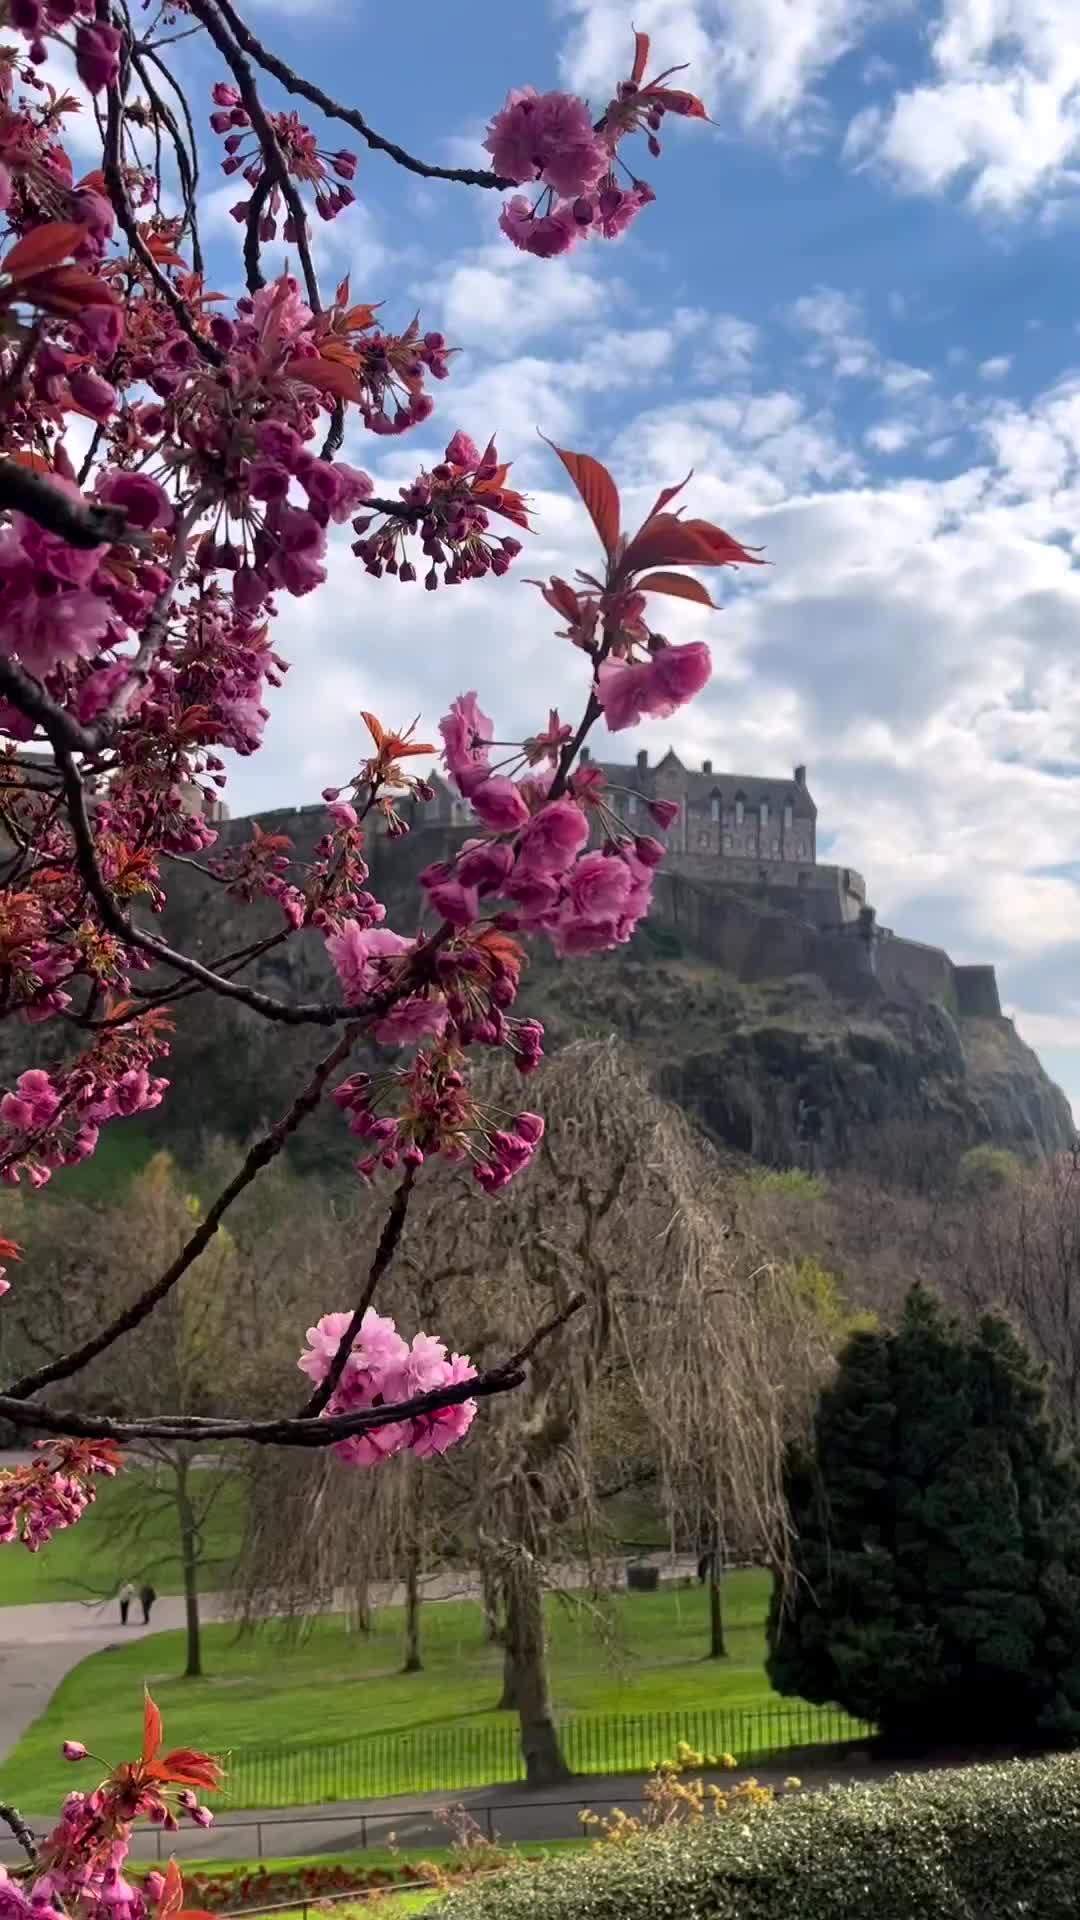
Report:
223,1703,872,1807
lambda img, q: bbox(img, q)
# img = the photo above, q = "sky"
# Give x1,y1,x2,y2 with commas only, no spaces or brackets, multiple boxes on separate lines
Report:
88,0,1080,1112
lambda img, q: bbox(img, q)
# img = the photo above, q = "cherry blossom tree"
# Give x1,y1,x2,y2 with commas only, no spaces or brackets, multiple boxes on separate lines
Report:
0,0,765,1899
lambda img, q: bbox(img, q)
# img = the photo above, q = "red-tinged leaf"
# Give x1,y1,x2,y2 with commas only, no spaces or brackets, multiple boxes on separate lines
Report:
287,355,362,402
631,29,651,86
1,221,85,281
344,302,380,331
634,570,718,608
641,470,693,526
624,512,764,575
361,710,386,750
158,1860,184,1920
524,575,582,624
76,169,107,194
143,1688,163,1766
8,449,52,474
542,438,621,559
335,273,350,308
641,86,708,118
20,265,121,315
156,1747,222,1790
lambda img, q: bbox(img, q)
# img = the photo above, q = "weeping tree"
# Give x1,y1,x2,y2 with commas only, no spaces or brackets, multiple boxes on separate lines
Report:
230,1041,829,1787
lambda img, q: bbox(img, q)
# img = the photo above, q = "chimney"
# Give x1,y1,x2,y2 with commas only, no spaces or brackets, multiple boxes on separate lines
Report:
579,745,590,763
702,758,713,775
794,763,807,788
636,749,648,776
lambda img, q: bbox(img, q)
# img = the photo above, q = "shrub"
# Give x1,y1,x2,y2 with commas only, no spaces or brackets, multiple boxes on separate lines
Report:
436,1753,1080,1920
769,1284,1080,1745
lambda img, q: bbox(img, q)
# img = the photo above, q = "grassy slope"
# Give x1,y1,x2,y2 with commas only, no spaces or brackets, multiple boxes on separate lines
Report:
0,1469,242,1606
1,1576,776,1808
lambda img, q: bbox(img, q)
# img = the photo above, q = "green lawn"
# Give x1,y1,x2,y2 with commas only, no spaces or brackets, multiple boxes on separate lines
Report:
0,1469,242,1607
0,1577,792,1810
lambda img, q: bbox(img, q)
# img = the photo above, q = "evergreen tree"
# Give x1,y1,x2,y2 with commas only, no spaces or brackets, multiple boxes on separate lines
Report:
768,1284,1080,1745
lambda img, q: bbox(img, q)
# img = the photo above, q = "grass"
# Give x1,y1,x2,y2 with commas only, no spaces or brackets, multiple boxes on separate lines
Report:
0,1468,243,1607
0,1576,787,1810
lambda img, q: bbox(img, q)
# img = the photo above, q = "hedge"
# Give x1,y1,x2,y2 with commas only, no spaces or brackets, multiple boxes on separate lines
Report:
439,1753,1080,1920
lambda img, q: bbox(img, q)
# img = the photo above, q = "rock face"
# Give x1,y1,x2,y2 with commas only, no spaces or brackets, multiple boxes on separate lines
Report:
47,808,1072,1177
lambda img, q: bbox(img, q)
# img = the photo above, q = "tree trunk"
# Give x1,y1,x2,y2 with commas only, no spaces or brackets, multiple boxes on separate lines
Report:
497,1638,518,1711
402,1467,423,1673
480,1563,502,1644
346,1579,372,1635
503,1549,569,1785
708,1565,726,1659
174,1455,202,1680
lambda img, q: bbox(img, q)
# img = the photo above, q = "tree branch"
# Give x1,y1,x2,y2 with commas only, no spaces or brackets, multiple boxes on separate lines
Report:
182,0,321,312
0,461,129,549
3,1020,362,1401
298,1166,416,1417
0,1296,584,1448
102,78,222,368
0,1803,37,1865
205,0,512,190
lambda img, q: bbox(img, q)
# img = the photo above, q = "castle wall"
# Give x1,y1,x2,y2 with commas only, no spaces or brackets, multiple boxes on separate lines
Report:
954,965,1003,1018
875,932,956,1007
213,808,1001,1020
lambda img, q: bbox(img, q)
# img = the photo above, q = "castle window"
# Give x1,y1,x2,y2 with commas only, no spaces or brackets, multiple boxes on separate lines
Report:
627,793,638,817
783,801,793,831
759,798,769,827
710,796,721,822
770,839,780,857
698,832,709,849
722,833,732,852
735,793,745,825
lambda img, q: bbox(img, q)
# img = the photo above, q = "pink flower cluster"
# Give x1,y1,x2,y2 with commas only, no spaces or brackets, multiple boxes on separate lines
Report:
485,33,707,255
332,1048,544,1187
211,82,358,229
352,431,526,589
0,1026,170,1189
298,1308,478,1465
0,1441,121,1551
426,693,662,956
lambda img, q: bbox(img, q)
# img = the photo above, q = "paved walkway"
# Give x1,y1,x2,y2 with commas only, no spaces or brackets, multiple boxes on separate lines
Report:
0,1593,234,1761
0,1557,700,1769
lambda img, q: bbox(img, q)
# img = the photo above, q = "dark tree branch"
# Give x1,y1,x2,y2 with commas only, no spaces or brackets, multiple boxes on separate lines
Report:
0,1296,585,1447
298,1166,416,1417
102,79,222,368
2,1020,362,1401
205,0,512,190
0,461,129,549
183,0,321,312
0,1803,37,1865
0,658,104,758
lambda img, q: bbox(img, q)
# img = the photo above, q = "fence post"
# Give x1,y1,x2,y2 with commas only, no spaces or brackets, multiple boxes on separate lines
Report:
257,1822,264,1859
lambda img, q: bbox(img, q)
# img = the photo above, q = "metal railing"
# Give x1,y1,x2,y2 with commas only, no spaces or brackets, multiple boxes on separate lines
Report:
222,1702,871,1808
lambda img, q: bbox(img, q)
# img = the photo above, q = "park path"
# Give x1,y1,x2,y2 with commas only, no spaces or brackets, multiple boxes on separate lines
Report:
0,1592,234,1761
0,1555,700,1769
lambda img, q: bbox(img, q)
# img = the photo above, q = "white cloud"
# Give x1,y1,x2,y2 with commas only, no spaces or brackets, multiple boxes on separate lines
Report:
435,246,611,354
846,0,1080,213
866,419,917,453
558,0,897,130
978,353,1013,380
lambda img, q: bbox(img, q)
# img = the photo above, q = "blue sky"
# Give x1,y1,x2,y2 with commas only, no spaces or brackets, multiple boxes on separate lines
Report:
92,0,1080,1111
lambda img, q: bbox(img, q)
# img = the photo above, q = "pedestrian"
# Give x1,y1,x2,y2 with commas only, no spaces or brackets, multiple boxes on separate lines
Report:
139,1581,157,1625
118,1579,134,1626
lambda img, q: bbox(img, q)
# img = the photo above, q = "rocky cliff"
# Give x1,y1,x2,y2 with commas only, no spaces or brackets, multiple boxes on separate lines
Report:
92,808,1067,1179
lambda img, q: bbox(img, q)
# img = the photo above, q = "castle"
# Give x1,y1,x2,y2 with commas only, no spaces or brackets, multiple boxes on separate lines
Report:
423,749,1002,1018
425,750,869,931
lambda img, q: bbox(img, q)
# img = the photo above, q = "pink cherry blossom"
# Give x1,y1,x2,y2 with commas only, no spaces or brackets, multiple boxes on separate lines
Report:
498,195,581,258
515,797,589,874
373,995,449,1046
485,88,608,199
440,691,494,796
326,924,413,1002
469,776,530,831
567,849,633,920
